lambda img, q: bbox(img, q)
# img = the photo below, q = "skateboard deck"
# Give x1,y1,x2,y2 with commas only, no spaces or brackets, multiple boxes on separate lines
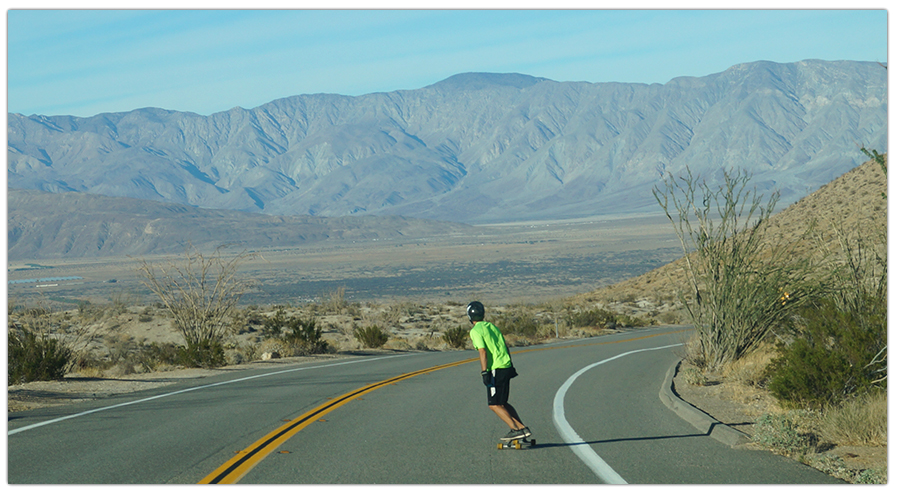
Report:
497,437,536,450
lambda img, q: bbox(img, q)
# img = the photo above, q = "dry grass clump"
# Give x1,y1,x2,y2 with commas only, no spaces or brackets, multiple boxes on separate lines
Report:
722,344,777,388
680,365,708,386
678,335,707,370
819,391,887,447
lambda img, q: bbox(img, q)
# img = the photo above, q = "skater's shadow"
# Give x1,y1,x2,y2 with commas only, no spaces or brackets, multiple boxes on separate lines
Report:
530,431,710,449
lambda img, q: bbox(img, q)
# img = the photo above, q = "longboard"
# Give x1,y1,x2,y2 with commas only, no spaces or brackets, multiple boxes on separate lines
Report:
497,437,536,450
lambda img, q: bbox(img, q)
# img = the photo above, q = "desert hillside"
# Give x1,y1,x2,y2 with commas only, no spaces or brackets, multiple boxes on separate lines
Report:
578,156,887,306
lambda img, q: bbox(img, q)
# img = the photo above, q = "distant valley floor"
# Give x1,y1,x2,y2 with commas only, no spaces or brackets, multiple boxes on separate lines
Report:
7,213,681,307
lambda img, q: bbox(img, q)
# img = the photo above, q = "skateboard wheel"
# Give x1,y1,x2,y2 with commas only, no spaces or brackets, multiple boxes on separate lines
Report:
514,441,521,449
497,443,503,450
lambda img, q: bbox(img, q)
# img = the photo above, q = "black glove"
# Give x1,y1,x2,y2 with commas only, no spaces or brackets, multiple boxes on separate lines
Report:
482,370,493,387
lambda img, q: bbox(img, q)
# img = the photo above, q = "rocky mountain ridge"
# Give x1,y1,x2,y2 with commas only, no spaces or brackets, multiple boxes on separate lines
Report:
7,60,886,224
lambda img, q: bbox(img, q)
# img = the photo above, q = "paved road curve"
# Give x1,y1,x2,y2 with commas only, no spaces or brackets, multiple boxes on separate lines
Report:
8,326,842,484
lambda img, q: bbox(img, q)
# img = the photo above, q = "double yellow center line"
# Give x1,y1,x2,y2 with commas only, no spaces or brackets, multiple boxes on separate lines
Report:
199,357,476,484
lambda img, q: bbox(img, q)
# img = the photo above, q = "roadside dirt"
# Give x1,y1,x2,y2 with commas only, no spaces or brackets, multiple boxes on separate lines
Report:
672,362,887,482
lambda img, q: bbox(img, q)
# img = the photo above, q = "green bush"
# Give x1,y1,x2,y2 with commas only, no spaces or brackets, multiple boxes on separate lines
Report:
283,317,329,355
6,304,85,384
443,326,468,349
262,307,328,355
354,325,389,348
8,329,72,384
854,467,887,484
565,308,646,329
494,312,541,338
767,337,852,408
134,342,182,371
262,307,289,338
767,298,886,408
615,314,648,328
566,308,616,328
176,339,226,368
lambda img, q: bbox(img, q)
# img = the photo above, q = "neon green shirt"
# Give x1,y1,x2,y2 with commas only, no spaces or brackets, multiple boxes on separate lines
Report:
469,321,512,370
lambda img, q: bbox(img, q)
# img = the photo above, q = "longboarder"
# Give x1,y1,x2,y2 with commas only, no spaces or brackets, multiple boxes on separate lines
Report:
466,301,532,443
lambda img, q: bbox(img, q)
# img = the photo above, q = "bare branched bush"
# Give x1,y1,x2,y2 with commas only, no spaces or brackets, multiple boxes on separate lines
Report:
317,287,352,315
654,167,821,371
136,246,251,367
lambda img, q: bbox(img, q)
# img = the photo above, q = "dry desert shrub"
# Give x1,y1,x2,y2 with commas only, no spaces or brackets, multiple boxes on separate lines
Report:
323,332,362,351
412,333,447,351
316,287,361,316
383,337,412,350
427,315,454,337
503,334,538,347
256,337,286,358
538,320,567,339
328,316,358,337
373,304,405,328
655,310,684,324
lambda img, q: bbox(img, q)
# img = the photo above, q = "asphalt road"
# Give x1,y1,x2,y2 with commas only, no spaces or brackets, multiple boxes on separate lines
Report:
7,326,843,484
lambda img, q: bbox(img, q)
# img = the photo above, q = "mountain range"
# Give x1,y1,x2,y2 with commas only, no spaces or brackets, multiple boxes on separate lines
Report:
7,60,886,226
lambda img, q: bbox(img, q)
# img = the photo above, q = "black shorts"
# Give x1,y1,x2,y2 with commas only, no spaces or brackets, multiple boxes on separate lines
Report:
486,366,518,406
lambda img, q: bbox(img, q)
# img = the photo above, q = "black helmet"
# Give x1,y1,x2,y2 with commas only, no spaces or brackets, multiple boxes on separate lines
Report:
466,301,485,322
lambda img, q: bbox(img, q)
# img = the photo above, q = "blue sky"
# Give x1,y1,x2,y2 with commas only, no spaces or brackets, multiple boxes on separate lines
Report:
5,6,889,118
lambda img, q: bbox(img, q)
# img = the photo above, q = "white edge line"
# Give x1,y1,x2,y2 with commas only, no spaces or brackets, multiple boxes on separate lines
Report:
9,353,419,436
552,343,684,484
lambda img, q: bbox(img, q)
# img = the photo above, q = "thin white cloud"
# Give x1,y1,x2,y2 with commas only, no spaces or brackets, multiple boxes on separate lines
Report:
6,9,887,117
